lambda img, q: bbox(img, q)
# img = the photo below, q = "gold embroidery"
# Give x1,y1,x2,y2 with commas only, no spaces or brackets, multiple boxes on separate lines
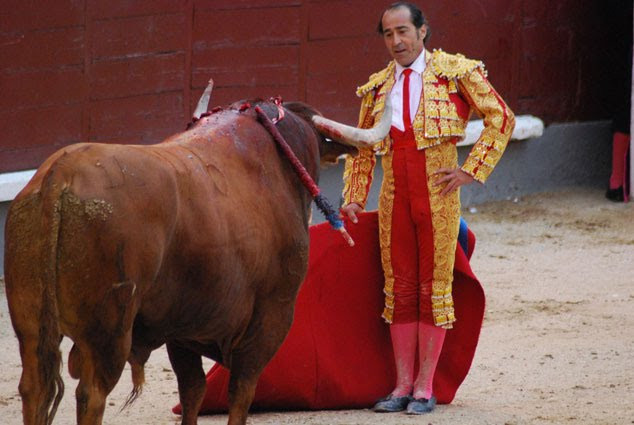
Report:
356,62,395,97
342,90,379,207
423,70,437,83
378,152,396,323
342,148,376,208
424,84,450,101
421,65,464,141
447,79,457,93
431,49,486,79
425,143,460,328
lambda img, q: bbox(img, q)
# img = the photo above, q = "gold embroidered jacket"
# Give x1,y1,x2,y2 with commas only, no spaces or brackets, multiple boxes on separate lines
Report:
343,49,515,208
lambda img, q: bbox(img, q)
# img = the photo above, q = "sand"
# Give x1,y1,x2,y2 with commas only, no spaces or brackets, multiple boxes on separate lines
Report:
1,187,633,424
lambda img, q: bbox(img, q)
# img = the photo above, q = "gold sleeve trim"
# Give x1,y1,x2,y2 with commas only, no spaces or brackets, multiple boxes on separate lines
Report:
457,68,515,183
342,149,376,208
341,90,379,208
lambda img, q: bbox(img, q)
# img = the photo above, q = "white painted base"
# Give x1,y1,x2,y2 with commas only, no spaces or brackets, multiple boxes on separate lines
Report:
457,115,545,147
0,170,36,202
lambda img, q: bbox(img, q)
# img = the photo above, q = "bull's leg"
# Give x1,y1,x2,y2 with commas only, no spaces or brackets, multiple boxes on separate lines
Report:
166,342,206,425
6,281,64,425
15,328,63,425
227,364,259,425
226,301,295,425
17,336,45,425
74,330,132,425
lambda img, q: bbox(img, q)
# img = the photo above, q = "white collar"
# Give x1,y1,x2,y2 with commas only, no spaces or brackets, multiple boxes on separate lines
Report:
395,50,426,80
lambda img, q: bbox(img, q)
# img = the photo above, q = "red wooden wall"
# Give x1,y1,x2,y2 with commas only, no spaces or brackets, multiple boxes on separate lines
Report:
0,1,631,173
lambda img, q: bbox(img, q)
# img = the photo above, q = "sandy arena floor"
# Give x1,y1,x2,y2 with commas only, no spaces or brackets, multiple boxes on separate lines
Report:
1,188,633,424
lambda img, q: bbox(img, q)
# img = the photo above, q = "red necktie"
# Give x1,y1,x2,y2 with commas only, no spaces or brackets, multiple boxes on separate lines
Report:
402,68,413,131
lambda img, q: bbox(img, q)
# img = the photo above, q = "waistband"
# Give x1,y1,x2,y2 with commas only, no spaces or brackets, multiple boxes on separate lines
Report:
390,126,416,150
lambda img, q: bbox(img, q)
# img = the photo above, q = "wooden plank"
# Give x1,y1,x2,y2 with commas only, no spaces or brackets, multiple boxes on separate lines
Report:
82,0,94,154
89,92,184,144
306,73,362,125
91,53,185,100
440,0,515,23
0,0,83,31
521,0,585,24
0,28,84,70
306,37,388,76
192,45,298,88
184,0,194,127
308,1,383,40
442,22,515,61
0,104,82,151
507,1,523,114
92,14,187,60
298,2,309,100
520,24,574,66
0,145,66,173
195,0,300,10
0,68,84,112
89,0,186,19
481,58,513,101
193,7,300,48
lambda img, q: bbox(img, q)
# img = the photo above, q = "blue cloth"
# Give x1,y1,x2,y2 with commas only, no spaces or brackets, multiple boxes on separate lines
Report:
458,217,469,257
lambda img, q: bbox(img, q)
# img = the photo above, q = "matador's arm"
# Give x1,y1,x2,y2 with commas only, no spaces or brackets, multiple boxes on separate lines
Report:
458,68,515,183
342,91,379,208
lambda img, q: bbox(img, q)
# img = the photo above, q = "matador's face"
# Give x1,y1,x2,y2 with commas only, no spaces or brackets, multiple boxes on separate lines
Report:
381,6,426,67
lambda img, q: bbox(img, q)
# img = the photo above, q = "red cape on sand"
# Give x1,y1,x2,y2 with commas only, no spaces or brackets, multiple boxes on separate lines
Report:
173,211,484,414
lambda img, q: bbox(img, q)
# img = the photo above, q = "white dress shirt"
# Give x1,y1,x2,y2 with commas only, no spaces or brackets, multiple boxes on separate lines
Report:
390,50,427,131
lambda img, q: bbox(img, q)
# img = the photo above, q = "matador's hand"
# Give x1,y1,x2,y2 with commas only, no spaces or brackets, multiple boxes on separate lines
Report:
341,202,363,224
434,168,475,196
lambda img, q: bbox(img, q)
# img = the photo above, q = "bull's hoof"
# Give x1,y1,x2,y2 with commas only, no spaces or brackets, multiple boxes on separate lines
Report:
373,394,413,412
405,395,436,414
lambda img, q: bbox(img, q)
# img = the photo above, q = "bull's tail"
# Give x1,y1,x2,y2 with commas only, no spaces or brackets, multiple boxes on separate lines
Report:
5,170,66,424
121,361,145,411
36,173,66,424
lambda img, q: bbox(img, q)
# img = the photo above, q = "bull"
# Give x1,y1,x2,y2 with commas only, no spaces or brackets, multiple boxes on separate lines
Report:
4,87,391,425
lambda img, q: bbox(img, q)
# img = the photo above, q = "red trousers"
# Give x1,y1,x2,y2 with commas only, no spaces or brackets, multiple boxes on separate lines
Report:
390,126,435,324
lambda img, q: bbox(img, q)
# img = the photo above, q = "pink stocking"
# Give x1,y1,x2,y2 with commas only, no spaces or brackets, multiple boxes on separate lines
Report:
413,322,446,399
389,322,418,397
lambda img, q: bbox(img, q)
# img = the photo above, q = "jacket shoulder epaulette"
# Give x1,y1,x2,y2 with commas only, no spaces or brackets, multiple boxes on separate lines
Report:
356,62,395,97
430,49,486,79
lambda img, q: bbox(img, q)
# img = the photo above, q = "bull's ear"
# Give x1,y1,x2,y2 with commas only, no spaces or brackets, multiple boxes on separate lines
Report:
320,139,358,165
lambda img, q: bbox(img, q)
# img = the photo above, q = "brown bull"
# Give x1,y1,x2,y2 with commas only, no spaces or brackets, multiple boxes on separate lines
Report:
4,96,391,425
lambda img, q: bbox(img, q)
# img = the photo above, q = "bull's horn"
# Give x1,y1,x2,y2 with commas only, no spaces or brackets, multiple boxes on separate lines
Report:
193,78,214,119
311,97,392,148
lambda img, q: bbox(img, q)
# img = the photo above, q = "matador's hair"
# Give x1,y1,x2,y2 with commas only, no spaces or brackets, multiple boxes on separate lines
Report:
376,2,431,44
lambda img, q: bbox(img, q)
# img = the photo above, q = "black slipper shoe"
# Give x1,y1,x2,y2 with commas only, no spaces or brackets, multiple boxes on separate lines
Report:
373,394,413,412
406,395,436,414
